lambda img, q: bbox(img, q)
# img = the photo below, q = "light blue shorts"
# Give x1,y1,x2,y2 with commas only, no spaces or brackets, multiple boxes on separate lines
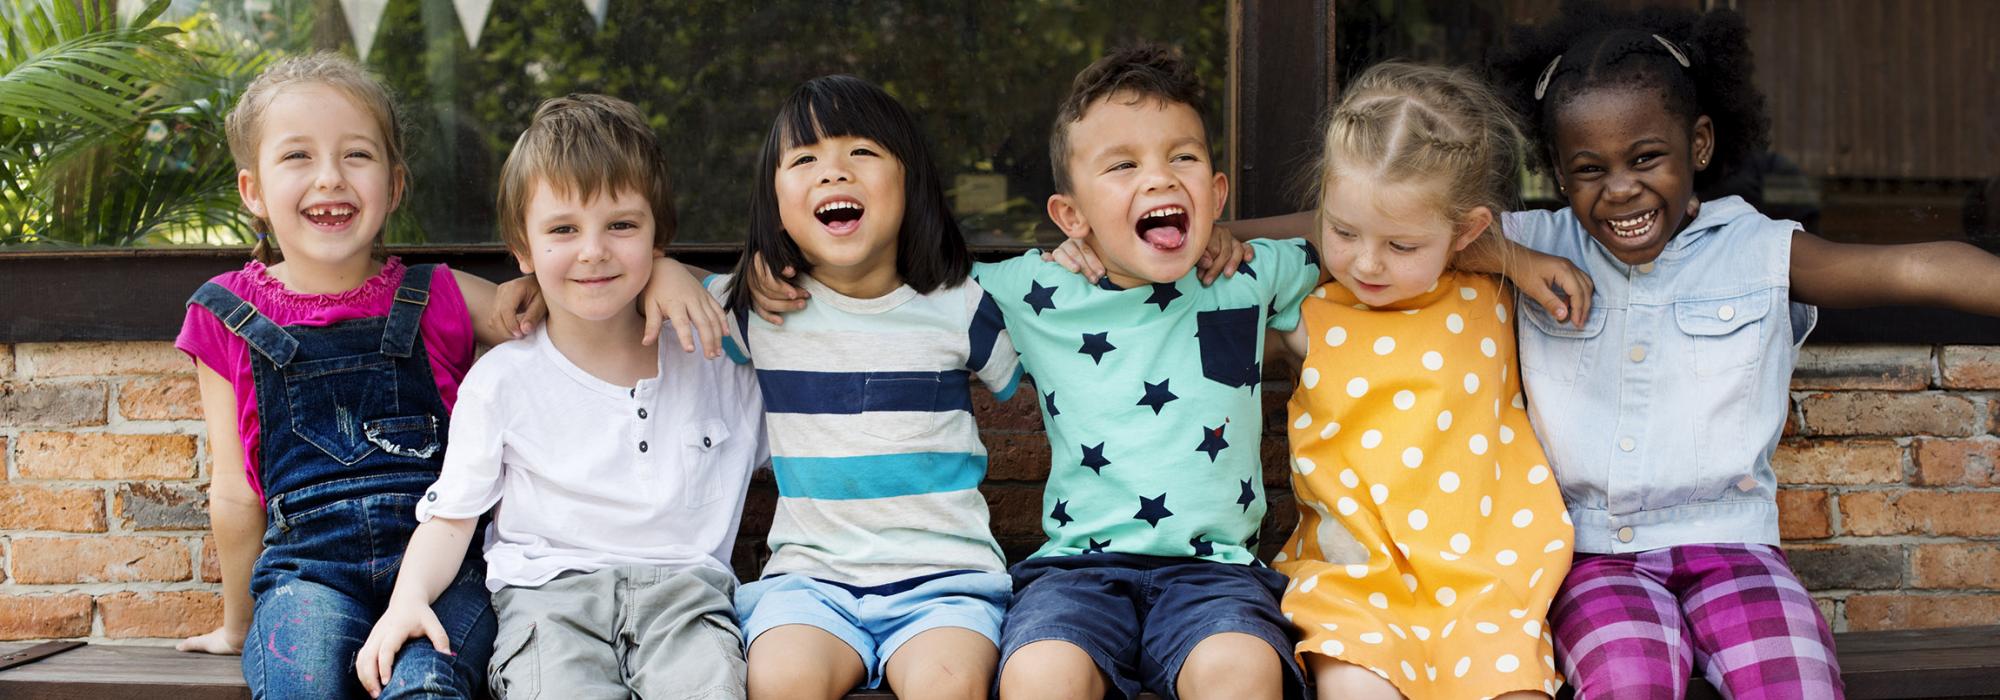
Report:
735,569,1011,689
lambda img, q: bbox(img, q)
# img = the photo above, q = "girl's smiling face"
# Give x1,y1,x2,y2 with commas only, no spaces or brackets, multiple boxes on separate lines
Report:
239,83,402,269
773,132,907,296
1320,171,1487,307
1550,87,1713,265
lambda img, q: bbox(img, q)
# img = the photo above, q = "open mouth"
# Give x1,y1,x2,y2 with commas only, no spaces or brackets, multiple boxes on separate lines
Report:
302,203,357,229
1605,209,1659,240
1135,205,1189,250
814,198,864,235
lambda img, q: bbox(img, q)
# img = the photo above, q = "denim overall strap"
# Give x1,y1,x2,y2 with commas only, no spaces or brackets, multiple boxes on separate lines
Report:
381,264,434,359
188,282,299,366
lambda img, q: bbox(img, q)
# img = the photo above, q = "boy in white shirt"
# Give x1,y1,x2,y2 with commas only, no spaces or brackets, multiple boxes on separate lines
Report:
355,94,764,699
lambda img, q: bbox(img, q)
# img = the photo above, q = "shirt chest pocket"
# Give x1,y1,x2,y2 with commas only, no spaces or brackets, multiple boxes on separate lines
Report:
1518,296,1605,383
682,419,737,509
857,372,951,442
1675,290,1771,377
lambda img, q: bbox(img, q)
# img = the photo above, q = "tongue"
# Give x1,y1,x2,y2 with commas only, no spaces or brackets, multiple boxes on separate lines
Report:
1142,225,1186,250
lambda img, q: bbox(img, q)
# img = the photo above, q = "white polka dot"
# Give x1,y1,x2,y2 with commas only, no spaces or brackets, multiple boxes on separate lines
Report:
1320,622,1339,632
1274,551,1290,564
1450,533,1471,554
1336,497,1359,516
1438,471,1460,493
1436,587,1457,606
1412,625,1431,640
1396,542,1410,558
1562,511,1573,525
1496,303,1509,323
1494,398,1502,417
1426,664,1438,681
1439,550,1460,561
1324,326,1347,347
1496,461,1504,480
1446,313,1465,334
1345,377,1367,397
1464,373,1481,394
1389,624,1408,639
1479,496,1493,517
1480,337,1498,357
1360,430,1383,449
1469,434,1489,455
1338,468,1360,489
1496,654,1520,673
1320,639,1344,656
1320,421,1341,439
1302,368,1320,389
1454,657,1471,678
1545,656,1557,669
1312,287,1327,299
1500,426,1516,444
1511,608,1529,620
1527,465,1549,484
1477,622,1500,634
1402,447,1424,468
1284,612,1295,622
1401,661,1418,681
1496,549,1519,565
1299,575,1318,593
1512,392,1526,409
1393,390,1416,410
1524,620,1542,638
1346,563,1369,579
1294,457,1315,475
1359,632,1384,644
1436,410,1454,431
1422,351,1444,371
1512,509,1535,528
1373,336,1396,355
1529,568,1546,588
1293,413,1313,430
1408,509,1428,530
1460,286,1478,300
1368,593,1389,609
1395,574,1415,593
1545,539,1567,553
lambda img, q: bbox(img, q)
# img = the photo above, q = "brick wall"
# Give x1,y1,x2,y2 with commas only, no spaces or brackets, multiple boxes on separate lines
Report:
3,340,1997,643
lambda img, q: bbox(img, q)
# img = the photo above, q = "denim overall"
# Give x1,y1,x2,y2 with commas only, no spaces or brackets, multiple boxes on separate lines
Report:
190,265,495,699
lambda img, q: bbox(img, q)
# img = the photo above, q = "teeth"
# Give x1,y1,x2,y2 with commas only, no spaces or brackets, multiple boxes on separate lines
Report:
1143,206,1186,219
1609,210,1656,236
814,201,862,215
306,205,355,217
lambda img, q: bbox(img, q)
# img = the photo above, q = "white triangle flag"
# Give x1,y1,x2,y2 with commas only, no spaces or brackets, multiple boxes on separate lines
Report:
339,0,391,61
581,0,609,30
452,0,493,48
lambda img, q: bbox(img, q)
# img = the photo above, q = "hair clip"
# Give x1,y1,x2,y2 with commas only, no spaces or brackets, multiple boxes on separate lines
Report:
255,231,268,241
1533,54,1563,101
1653,34,1692,68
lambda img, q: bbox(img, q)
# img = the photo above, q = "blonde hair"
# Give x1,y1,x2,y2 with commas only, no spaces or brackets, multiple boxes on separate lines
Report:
495,94,676,257
1314,62,1524,257
224,53,405,264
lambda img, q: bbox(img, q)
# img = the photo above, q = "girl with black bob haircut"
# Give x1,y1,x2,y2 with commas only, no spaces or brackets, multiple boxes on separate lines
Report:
1488,2,2000,698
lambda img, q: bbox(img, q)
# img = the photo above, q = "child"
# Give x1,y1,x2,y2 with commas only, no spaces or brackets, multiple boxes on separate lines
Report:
1490,4,2000,697
1269,61,1571,700
174,53,532,697
353,94,764,699
694,75,1021,700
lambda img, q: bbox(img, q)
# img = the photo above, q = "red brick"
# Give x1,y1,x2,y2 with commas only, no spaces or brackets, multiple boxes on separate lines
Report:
10,536,191,584
115,482,208,531
1940,346,2000,389
200,536,222,583
1791,345,1933,391
1776,488,1832,540
0,381,107,428
1838,491,2000,537
1812,596,1840,632
1912,543,2000,589
1771,439,1904,485
16,432,198,480
16,341,189,378
117,376,201,421
1846,594,2000,631
982,482,1048,539
972,378,1044,432
1799,392,1979,437
984,433,1052,482
0,594,93,641
1913,438,2000,486
1783,399,1801,438
98,591,221,639
0,343,13,378
0,483,107,532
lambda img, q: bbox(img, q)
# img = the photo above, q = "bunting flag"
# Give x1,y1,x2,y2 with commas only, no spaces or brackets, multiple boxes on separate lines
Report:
452,0,494,48
582,0,609,30
339,0,390,61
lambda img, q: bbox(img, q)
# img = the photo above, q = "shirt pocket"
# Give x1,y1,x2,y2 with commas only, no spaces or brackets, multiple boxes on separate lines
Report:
682,419,737,509
857,372,949,442
282,355,399,464
1518,296,1605,384
1675,289,1771,377
1196,306,1262,388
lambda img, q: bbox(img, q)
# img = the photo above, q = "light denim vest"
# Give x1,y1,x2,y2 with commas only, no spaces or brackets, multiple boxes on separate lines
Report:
1503,197,1816,554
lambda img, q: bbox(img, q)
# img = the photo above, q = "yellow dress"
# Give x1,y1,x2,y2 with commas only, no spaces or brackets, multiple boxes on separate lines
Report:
1275,272,1573,699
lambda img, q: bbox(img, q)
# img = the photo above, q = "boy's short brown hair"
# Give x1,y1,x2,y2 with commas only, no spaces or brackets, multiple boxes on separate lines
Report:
1048,43,1209,194
497,94,676,255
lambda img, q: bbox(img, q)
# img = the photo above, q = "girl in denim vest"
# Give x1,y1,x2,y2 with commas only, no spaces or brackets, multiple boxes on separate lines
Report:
1491,4,2000,698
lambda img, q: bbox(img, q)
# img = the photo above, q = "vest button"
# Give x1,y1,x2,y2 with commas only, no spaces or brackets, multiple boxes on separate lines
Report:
1718,305,1736,321
1617,526,1635,543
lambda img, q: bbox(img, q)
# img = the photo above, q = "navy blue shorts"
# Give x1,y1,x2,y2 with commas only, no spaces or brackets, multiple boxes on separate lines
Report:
997,554,1303,700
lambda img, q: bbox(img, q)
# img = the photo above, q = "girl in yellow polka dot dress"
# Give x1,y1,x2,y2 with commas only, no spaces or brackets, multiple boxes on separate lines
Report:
1272,63,1576,700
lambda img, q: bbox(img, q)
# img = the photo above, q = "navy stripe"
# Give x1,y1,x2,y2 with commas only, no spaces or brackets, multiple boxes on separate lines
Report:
758,369,972,414
810,569,981,598
967,291,1006,373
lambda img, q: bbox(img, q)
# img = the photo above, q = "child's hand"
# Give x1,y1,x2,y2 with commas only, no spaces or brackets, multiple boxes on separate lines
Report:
1196,223,1254,285
643,259,729,358
747,252,809,325
356,598,452,698
1043,238,1106,283
490,276,545,339
175,625,245,655
1510,250,1595,327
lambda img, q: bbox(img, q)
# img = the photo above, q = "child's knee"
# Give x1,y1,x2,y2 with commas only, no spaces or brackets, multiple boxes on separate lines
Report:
1566,641,1686,700
999,641,1102,700
1177,632,1283,696
1309,658,1403,700
379,649,475,700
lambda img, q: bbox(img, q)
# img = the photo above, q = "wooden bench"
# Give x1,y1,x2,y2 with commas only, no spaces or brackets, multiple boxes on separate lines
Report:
4,627,1998,699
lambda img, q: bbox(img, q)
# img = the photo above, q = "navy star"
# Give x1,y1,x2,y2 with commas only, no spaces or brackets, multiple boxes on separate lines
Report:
1094,276,1122,291
1136,379,1178,415
1195,423,1229,462
1237,478,1257,512
1078,332,1116,364
1044,390,1060,417
1051,500,1074,527
1134,493,1173,528
1189,535,1215,557
1023,281,1058,315
1083,538,1112,554
1235,260,1258,279
1080,442,1111,474
1145,283,1182,311
1297,239,1320,266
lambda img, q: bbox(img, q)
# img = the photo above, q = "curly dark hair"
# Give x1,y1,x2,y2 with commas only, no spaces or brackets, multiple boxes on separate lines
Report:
1487,0,1770,193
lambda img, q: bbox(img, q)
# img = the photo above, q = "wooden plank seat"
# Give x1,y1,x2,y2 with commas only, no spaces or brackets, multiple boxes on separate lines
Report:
4,627,1999,699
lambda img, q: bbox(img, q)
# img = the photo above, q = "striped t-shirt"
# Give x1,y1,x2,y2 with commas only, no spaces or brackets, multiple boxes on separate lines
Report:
707,273,1021,586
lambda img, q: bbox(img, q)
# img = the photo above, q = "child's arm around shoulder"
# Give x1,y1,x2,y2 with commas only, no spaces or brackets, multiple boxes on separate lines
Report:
1790,231,2000,314
176,361,262,655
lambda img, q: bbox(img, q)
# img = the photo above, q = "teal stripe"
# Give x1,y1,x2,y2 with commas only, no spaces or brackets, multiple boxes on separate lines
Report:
992,364,1023,402
773,452,987,500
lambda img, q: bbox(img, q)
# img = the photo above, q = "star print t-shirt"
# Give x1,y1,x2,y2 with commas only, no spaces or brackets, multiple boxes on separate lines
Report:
972,238,1322,564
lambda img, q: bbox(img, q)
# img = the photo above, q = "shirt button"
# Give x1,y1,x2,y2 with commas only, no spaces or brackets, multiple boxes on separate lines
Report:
1636,263,1655,274
1736,476,1759,492
638,441,649,453
629,388,636,398
1619,437,1636,452
1718,305,1736,321
1629,346,1646,363
1617,526,1635,543
637,408,648,419
702,436,712,448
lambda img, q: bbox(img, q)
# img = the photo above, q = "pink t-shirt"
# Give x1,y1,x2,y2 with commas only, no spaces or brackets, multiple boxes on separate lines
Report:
175,257,475,501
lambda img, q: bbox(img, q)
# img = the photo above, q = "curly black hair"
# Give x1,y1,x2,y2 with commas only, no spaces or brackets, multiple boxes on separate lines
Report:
1487,0,1771,194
